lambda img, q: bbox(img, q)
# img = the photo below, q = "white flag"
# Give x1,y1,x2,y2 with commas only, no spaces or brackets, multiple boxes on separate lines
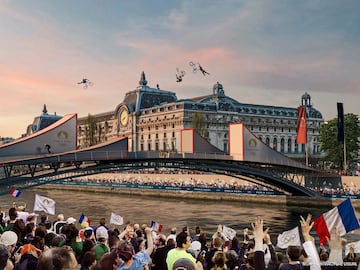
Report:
277,226,301,249
222,225,236,240
33,194,55,215
110,212,124,225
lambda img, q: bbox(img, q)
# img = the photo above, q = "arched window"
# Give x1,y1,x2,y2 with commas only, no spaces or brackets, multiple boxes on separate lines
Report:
287,138,292,153
280,138,285,152
273,138,277,150
265,138,270,146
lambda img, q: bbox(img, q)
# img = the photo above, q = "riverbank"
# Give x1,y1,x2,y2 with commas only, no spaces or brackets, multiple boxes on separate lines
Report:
32,174,360,209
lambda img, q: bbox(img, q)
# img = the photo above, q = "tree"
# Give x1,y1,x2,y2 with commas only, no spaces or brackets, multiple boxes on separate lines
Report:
191,111,209,139
85,114,98,147
319,113,359,170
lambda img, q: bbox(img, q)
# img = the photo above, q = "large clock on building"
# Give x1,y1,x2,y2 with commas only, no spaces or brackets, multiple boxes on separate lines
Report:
120,108,129,127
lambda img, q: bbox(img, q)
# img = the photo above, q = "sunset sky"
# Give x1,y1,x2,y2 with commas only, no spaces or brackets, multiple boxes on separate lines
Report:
1,1,359,138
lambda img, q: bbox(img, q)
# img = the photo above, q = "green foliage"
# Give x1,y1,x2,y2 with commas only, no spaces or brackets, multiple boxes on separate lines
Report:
191,111,209,138
85,114,99,147
319,113,360,169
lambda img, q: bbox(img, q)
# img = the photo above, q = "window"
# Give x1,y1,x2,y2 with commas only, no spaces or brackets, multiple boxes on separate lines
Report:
148,143,151,151
163,142,167,151
223,143,228,153
140,144,144,151
273,138,277,150
155,143,159,151
164,133,167,138
288,138,292,153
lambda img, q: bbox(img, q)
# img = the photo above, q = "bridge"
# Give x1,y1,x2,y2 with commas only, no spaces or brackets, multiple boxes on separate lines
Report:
0,115,340,197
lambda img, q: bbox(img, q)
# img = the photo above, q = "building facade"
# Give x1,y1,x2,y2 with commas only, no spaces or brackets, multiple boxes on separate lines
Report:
77,72,324,160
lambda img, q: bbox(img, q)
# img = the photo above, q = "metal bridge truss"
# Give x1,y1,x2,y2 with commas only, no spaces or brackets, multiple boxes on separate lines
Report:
0,151,324,197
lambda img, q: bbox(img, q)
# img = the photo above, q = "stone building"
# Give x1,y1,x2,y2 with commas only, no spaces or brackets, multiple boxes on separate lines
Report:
77,72,324,160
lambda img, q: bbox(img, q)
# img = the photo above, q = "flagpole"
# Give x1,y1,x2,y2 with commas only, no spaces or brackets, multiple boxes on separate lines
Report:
305,142,309,166
343,138,347,171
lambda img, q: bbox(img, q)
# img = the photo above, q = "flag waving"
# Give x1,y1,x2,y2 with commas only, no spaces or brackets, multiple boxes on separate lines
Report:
276,226,301,249
79,213,91,225
222,225,236,240
150,221,163,232
33,194,55,215
313,198,360,244
110,213,124,225
296,106,307,144
10,188,21,198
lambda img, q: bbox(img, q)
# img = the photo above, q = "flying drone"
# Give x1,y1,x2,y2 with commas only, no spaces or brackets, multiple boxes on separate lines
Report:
77,78,93,89
176,68,186,83
189,61,210,76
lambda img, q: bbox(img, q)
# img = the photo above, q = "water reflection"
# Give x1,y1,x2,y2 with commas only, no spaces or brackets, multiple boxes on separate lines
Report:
1,189,359,243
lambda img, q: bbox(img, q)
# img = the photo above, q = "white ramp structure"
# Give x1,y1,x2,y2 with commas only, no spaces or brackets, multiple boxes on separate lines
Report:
0,113,77,158
181,128,223,154
229,122,308,168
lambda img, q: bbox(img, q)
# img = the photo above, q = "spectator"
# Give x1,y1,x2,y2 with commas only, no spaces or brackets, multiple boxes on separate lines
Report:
166,232,203,270
36,247,78,270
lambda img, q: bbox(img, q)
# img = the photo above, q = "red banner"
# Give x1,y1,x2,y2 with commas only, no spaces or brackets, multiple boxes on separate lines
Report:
296,106,307,144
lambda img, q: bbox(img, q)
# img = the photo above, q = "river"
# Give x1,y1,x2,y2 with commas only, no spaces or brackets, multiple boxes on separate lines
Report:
2,188,360,245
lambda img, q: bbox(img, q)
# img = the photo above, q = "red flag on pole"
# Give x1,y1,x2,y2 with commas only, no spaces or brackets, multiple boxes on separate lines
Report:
296,106,307,144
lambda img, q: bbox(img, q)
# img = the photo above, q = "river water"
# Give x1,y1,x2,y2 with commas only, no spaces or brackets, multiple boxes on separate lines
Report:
1,188,360,244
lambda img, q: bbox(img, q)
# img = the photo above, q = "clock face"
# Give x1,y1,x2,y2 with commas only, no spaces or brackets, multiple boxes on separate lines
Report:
120,109,129,127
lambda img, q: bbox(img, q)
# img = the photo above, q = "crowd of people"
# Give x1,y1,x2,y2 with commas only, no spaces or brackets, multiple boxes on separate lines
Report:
0,202,358,270
65,173,275,193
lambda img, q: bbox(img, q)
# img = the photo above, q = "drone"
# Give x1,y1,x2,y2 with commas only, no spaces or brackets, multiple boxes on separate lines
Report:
176,68,186,83
189,61,210,76
77,78,93,89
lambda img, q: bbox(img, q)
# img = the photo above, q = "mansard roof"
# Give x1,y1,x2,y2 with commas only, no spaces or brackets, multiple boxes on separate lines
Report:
117,72,323,120
115,72,177,115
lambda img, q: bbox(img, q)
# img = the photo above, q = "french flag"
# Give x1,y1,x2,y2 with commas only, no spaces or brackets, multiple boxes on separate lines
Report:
10,188,21,198
79,213,91,225
313,198,360,244
150,220,163,232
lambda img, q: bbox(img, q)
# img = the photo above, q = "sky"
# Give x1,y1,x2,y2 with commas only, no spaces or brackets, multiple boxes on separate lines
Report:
1,0,359,138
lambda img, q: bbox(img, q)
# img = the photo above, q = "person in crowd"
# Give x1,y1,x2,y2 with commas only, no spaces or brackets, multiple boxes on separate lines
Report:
23,223,35,244
94,218,109,237
94,226,109,261
325,227,346,265
11,220,26,246
166,231,203,270
14,243,40,270
36,247,78,270
173,258,195,270
79,222,95,242
0,243,14,270
205,237,223,270
167,228,177,243
0,231,19,265
4,208,17,232
25,213,38,225
118,222,138,252
80,251,96,270
108,231,120,251
263,229,278,270
53,214,66,234
15,203,29,224
60,224,83,260
152,234,175,270
211,251,227,270
116,239,151,270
